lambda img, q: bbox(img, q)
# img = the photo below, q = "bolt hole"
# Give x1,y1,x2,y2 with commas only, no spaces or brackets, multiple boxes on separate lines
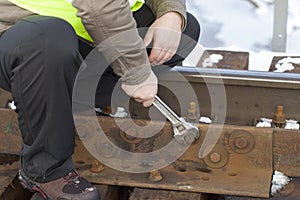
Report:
195,166,211,173
201,177,210,181
175,164,187,172
228,172,237,176
178,166,186,172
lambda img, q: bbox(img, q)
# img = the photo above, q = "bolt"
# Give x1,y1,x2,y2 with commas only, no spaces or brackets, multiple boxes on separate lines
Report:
149,170,163,182
96,141,117,158
234,137,248,149
188,102,197,115
187,101,199,124
90,160,104,173
123,127,137,139
209,152,221,163
272,105,286,128
101,143,113,155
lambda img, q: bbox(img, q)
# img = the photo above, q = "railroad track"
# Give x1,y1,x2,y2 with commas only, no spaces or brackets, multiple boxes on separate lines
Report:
0,50,300,199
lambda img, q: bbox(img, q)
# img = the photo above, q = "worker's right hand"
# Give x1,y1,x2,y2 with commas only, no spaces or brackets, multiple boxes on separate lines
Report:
121,70,158,107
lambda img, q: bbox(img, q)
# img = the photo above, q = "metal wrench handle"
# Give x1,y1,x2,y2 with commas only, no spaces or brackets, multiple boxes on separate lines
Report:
153,95,182,126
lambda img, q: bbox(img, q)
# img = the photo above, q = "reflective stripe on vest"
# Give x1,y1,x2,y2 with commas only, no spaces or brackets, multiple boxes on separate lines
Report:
129,0,144,12
9,0,144,42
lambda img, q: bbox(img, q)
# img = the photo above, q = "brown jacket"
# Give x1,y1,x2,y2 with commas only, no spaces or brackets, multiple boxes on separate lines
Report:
0,0,186,84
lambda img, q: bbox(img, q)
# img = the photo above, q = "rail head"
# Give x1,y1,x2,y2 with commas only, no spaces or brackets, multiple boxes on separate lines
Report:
159,66,300,89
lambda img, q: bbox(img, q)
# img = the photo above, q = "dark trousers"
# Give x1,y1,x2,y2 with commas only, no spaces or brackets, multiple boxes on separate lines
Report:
0,5,200,182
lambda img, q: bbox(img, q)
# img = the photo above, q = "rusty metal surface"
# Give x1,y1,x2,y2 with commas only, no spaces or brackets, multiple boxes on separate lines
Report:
149,67,300,126
0,89,11,108
0,161,21,198
273,129,300,177
270,177,300,200
131,82,300,127
197,50,249,70
130,188,208,200
76,116,273,198
0,60,299,199
0,153,19,165
0,109,294,198
0,109,21,155
0,109,298,198
225,177,300,200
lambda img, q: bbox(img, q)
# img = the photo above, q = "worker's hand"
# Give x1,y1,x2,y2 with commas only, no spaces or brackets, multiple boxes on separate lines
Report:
144,11,183,66
121,70,158,107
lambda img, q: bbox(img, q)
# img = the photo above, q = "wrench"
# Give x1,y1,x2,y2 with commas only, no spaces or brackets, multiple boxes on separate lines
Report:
153,95,199,145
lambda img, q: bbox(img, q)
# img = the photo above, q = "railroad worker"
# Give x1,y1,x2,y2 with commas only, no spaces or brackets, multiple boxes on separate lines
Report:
0,0,200,199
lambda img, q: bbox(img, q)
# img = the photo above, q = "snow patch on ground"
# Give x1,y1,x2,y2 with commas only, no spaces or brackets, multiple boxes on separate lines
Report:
255,117,299,129
202,54,223,68
110,107,128,118
273,57,300,72
187,0,300,53
285,119,300,130
199,116,212,124
256,118,272,127
271,171,291,196
8,101,16,110
184,45,300,72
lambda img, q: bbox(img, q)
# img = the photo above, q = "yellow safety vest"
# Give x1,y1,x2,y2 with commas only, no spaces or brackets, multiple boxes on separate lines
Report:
9,0,144,42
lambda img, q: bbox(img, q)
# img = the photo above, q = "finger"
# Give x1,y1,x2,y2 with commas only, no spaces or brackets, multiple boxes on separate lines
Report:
160,51,174,64
154,48,168,65
149,47,162,65
151,36,178,65
142,98,155,107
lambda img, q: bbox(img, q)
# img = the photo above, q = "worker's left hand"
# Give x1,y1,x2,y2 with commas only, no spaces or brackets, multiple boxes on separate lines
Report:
144,11,183,66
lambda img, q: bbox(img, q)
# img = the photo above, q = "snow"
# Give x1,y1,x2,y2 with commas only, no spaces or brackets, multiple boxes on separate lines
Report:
187,0,300,53
255,117,300,129
273,57,300,72
109,107,128,118
256,118,272,127
199,116,212,124
185,0,300,70
202,54,223,68
285,119,300,130
8,101,16,110
95,107,128,118
271,171,291,196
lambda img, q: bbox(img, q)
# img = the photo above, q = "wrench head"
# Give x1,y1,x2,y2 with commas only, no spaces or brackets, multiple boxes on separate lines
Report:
173,123,199,145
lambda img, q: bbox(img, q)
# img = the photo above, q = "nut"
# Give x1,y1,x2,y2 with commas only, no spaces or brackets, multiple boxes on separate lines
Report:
209,152,221,163
90,160,104,173
149,170,163,182
234,137,248,149
272,105,286,127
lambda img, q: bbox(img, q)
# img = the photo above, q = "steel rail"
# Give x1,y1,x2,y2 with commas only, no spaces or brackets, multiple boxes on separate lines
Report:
157,67,300,89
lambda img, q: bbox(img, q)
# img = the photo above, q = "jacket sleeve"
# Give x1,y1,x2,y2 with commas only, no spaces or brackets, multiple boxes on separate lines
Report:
0,0,33,35
146,0,187,30
71,0,151,85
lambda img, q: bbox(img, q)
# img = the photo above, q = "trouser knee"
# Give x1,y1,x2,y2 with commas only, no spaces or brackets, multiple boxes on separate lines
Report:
1,15,80,79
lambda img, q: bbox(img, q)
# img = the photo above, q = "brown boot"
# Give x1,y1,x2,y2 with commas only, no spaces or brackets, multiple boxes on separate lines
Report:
19,170,100,200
